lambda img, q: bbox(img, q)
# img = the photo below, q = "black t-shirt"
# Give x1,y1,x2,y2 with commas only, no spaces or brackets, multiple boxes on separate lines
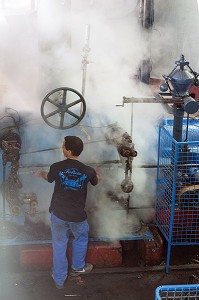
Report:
47,158,98,222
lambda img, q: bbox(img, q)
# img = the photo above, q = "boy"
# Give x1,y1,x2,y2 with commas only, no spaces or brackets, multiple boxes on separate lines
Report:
36,135,99,289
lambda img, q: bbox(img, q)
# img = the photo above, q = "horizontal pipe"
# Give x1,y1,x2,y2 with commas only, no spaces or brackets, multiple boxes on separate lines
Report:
18,161,152,168
19,163,199,169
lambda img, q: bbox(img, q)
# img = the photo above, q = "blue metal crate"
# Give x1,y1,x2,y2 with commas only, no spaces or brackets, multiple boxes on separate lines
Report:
155,284,199,299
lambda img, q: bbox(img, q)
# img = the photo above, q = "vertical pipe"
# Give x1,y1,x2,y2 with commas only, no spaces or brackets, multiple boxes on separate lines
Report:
79,24,91,141
173,105,184,142
130,103,133,138
2,164,6,222
81,24,90,99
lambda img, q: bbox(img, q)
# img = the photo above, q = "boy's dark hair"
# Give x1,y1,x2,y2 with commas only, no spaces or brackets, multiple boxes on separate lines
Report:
64,136,84,156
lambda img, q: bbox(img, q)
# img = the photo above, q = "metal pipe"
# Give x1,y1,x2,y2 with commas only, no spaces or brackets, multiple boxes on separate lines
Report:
173,105,184,142
131,103,134,138
18,162,199,169
20,147,60,155
2,165,6,222
81,24,90,99
79,24,91,141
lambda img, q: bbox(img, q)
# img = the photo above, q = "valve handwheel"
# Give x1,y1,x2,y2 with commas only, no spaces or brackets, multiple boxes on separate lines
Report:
41,87,86,129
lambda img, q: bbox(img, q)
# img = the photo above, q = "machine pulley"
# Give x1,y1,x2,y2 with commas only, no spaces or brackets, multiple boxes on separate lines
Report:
41,87,86,129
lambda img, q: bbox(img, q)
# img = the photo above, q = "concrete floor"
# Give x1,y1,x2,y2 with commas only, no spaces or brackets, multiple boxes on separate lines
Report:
0,267,199,300
1,240,199,300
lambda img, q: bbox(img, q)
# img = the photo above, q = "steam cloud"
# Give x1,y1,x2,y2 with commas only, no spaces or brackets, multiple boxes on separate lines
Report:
0,0,198,239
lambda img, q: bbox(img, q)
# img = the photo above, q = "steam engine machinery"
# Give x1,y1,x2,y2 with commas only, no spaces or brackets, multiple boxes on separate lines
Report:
118,54,199,272
120,54,199,204
158,55,199,207
0,109,38,217
0,103,137,228
105,124,137,194
41,85,138,197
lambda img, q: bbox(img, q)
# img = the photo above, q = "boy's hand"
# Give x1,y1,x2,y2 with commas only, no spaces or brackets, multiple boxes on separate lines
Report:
33,169,48,181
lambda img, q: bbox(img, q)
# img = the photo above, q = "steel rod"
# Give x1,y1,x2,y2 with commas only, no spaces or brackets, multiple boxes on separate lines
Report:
2,165,6,222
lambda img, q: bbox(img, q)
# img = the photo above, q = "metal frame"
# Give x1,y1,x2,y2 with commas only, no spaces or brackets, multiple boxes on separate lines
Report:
155,284,199,299
155,123,199,272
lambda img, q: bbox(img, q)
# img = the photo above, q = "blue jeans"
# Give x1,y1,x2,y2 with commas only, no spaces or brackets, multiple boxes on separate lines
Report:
50,212,89,286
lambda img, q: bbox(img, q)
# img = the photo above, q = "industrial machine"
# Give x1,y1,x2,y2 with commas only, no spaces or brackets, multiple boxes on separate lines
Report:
0,100,144,245
1,1,198,273
157,59,199,272
0,109,38,218
118,54,199,272
0,5,148,245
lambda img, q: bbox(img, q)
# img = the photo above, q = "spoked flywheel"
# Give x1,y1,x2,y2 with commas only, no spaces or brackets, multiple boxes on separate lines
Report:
41,87,86,129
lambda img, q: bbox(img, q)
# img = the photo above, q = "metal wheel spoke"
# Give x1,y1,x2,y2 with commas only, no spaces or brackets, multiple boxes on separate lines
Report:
45,109,60,119
46,97,60,108
67,98,82,108
67,109,81,120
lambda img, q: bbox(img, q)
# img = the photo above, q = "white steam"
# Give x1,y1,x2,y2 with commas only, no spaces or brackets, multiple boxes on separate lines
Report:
0,0,198,239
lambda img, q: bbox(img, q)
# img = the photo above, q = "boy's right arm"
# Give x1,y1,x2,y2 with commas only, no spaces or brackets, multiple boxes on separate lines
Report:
34,170,48,181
